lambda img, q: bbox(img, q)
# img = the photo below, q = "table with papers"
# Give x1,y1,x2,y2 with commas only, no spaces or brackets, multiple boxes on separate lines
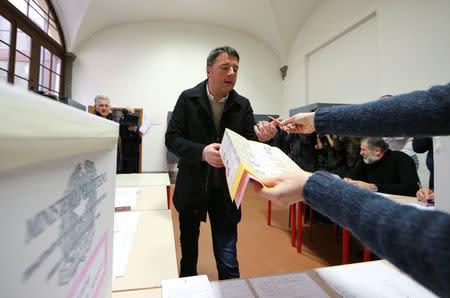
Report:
156,259,436,298
112,210,178,292
116,173,172,208
115,186,168,211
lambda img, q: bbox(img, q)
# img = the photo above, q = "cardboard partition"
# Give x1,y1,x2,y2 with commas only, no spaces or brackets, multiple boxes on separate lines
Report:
0,83,119,298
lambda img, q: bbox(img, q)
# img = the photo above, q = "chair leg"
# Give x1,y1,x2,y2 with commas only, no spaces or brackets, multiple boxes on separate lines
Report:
363,246,371,262
297,202,302,253
267,201,271,226
303,203,306,224
343,228,350,264
166,185,171,209
291,203,296,247
288,205,291,228
334,223,338,243
309,206,313,241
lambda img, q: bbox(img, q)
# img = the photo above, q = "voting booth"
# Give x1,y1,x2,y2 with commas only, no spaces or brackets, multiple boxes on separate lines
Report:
0,83,118,298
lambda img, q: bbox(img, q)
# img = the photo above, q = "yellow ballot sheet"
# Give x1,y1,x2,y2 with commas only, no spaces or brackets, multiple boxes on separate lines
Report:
219,128,302,208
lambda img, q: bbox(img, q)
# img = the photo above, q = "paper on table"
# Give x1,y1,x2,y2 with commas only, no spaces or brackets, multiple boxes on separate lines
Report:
315,261,437,297
249,272,329,298
112,212,141,278
162,275,214,298
115,187,141,209
210,279,254,298
408,203,435,211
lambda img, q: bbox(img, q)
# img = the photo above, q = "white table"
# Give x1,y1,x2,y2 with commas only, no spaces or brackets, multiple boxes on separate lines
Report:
112,288,161,298
113,210,178,292
116,173,171,208
117,185,168,211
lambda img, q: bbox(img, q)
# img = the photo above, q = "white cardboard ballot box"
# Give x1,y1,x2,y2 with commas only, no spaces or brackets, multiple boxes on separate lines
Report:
0,83,118,298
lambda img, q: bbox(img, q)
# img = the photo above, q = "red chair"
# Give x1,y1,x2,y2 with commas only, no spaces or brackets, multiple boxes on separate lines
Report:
267,201,296,247
267,200,314,253
342,227,371,263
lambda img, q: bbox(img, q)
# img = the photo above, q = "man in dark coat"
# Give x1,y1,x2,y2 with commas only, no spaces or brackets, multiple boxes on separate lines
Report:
94,95,121,173
165,46,277,280
345,137,419,196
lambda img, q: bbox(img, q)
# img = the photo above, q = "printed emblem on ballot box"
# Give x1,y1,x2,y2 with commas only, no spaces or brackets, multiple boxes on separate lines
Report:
23,160,108,287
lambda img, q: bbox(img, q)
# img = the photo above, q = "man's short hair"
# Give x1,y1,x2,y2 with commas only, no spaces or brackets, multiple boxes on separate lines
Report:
206,46,240,67
362,137,389,152
94,95,110,105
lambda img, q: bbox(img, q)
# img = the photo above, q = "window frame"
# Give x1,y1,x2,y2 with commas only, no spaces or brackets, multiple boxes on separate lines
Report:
0,0,65,95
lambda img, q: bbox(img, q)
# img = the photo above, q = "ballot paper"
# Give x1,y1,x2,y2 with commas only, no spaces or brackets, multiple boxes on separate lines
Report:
139,119,152,135
408,203,435,211
210,279,254,298
220,128,303,208
139,114,160,135
162,275,214,298
315,261,437,297
249,272,329,298
115,187,141,210
112,212,141,278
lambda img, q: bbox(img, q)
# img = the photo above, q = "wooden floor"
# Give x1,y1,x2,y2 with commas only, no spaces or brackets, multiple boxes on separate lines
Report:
169,181,362,281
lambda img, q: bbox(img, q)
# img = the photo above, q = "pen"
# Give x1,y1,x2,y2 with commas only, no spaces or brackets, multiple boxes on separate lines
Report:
268,116,281,124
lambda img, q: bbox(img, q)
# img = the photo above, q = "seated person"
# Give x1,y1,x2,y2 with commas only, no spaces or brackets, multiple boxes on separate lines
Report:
345,137,419,196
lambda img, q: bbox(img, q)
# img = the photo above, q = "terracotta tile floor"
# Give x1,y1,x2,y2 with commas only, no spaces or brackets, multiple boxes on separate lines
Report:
169,181,361,281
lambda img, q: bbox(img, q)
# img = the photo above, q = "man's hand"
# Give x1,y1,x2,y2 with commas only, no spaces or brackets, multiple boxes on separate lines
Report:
203,143,224,168
416,188,434,203
254,120,279,142
279,112,315,134
254,171,313,206
344,178,373,190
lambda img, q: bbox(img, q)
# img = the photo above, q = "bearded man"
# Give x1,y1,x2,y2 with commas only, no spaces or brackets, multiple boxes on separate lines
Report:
344,137,419,196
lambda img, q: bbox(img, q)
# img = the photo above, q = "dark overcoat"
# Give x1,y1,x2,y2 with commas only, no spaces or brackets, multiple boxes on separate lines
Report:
165,80,258,221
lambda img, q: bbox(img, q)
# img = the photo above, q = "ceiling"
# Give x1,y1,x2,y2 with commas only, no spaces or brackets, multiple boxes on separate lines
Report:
52,0,320,61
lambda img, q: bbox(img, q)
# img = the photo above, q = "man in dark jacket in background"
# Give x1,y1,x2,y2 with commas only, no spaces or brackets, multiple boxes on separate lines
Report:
119,108,141,173
94,95,121,172
165,46,277,279
345,137,419,196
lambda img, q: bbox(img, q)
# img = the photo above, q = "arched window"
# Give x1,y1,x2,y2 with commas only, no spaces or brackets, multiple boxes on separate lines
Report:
0,0,65,96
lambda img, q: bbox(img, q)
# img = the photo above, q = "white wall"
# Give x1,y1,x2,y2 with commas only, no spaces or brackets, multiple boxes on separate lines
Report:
72,22,282,172
283,0,450,187
283,0,450,114
308,14,378,104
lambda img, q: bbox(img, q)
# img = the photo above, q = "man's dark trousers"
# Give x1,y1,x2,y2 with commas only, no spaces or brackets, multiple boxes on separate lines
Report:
178,187,239,280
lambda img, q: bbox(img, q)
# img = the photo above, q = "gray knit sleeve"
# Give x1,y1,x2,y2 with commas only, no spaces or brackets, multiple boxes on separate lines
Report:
303,171,450,297
314,83,450,137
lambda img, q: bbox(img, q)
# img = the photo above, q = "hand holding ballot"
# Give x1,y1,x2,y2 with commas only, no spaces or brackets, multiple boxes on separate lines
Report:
254,171,313,206
220,128,307,208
